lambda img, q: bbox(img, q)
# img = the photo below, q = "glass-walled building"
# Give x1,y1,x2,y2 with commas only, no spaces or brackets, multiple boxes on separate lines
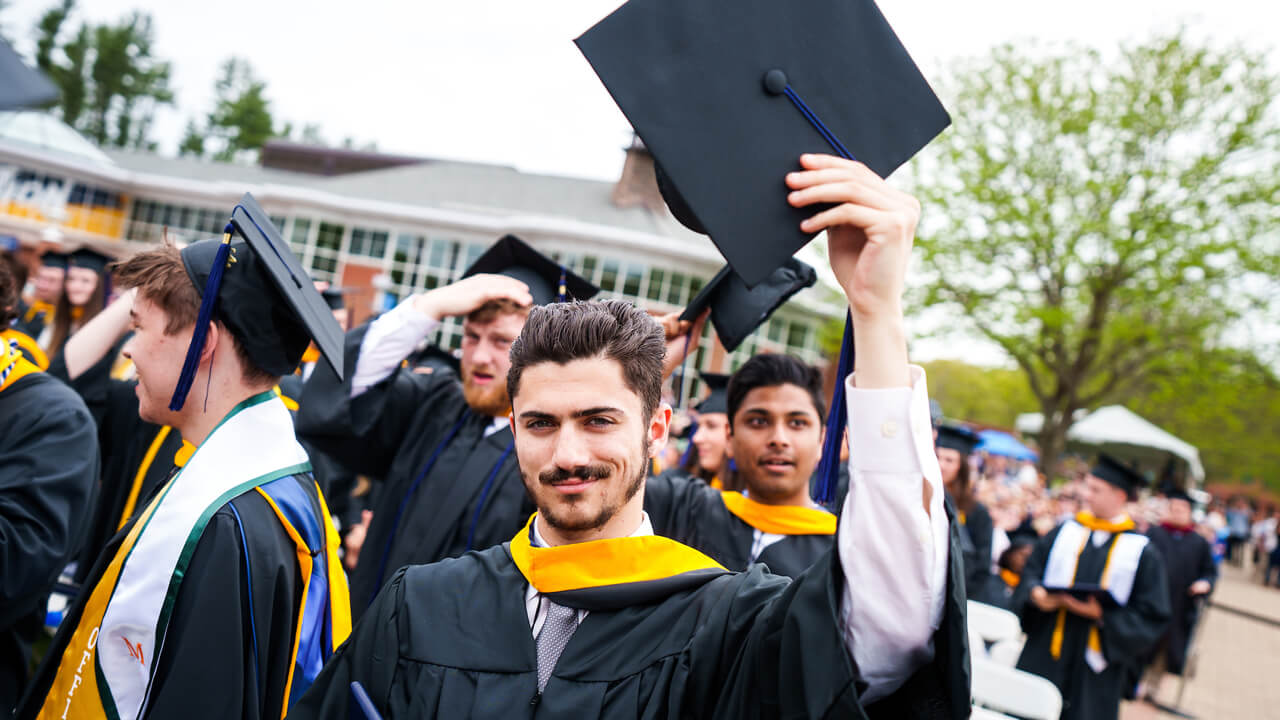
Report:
0,112,840,400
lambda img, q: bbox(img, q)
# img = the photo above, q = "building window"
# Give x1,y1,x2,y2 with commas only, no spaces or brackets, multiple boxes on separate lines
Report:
350,227,389,260
622,265,643,298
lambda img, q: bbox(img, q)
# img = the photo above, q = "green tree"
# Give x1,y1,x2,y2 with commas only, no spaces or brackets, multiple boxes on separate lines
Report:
181,58,286,162
912,32,1280,476
33,1,173,149
921,359,1038,430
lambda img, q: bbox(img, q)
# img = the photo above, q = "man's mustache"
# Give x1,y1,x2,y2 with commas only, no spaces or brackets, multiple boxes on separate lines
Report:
540,464,613,484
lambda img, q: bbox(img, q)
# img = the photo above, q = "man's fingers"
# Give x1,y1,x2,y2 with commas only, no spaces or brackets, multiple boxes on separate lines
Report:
800,203,884,234
788,180,897,211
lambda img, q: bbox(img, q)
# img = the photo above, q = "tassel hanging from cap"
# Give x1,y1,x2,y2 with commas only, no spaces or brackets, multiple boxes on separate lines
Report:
557,266,568,303
813,311,853,506
169,224,235,411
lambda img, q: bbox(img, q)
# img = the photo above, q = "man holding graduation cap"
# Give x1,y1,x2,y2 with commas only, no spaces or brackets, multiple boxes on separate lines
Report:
1013,454,1171,720
294,0,971,715
296,234,602,616
19,195,350,720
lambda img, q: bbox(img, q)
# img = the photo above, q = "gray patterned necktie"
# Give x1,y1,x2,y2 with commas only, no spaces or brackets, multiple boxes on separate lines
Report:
535,601,578,691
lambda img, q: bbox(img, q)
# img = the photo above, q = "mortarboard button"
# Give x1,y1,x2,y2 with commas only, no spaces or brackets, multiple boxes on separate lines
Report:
763,69,788,96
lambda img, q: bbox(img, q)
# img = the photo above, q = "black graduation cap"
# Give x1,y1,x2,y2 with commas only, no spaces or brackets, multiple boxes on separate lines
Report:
936,424,981,456
69,248,112,275
1007,528,1041,548
576,0,950,287
680,259,817,353
40,251,70,271
1162,487,1193,504
694,372,730,415
1090,454,1149,497
170,193,344,411
321,286,353,311
461,235,598,306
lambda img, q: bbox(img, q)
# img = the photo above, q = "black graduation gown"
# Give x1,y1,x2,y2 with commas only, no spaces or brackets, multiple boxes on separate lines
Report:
17,474,325,720
645,470,833,579
1144,525,1215,675
0,372,98,714
957,500,994,601
47,352,184,583
1013,524,1171,720
289,533,972,720
296,326,531,617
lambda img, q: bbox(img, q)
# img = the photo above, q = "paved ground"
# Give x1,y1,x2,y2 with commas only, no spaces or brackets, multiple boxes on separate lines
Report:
1120,563,1280,720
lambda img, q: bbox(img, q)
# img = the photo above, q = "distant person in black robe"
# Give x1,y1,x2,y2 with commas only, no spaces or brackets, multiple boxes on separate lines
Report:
0,259,97,714
19,206,350,720
646,354,836,579
978,529,1037,610
937,424,994,599
1141,488,1215,693
12,250,66,341
1013,455,1171,720
297,235,600,617
293,156,971,720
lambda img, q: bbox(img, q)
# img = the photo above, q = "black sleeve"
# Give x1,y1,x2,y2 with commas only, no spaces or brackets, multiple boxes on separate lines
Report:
0,382,98,630
144,502,302,720
1197,536,1218,588
966,503,995,597
1011,524,1061,626
643,469,717,541
1098,545,1172,667
296,325,453,478
287,568,408,720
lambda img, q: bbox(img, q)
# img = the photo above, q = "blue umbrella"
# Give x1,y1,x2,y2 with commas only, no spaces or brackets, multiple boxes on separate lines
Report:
976,429,1038,462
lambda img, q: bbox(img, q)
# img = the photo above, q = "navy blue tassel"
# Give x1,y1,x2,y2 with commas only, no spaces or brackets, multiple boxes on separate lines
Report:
813,312,854,506
169,225,234,411
557,266,568,303
678,418,699,468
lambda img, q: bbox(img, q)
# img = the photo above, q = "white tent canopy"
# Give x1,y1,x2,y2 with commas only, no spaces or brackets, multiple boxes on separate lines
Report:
1015,405,1205,482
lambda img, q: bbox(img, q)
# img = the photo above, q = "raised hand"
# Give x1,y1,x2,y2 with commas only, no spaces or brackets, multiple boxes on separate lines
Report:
659,310,708,381
412,273,533,321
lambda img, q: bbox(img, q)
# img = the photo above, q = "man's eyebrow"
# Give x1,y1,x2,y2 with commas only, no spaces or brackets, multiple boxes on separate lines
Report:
572,406,623,419
518,411,557,421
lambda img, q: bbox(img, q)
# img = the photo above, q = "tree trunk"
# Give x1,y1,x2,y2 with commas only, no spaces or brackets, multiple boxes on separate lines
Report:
1036,405,1075,482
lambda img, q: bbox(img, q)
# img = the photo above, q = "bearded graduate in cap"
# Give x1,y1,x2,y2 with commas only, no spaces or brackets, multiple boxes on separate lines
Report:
296,234,613,617
645,354,838,580
1012,455,1171,720
19,196,350,720
290,151,967,720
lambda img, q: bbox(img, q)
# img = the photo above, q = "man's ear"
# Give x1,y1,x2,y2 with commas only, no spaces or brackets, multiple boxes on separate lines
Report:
648,403,673,457
198,322,220,367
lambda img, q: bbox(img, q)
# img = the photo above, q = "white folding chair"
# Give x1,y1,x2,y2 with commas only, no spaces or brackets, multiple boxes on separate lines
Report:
987,637,1025,667
967,600,1022,643
971,656,1063,720
968,621,989,664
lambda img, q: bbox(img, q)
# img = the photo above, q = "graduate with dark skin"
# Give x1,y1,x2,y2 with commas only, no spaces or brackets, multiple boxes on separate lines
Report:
291,154,970,720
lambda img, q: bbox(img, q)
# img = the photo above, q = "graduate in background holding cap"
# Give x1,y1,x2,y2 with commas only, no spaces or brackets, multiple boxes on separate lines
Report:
0,258,97,714
645,354,837,580
666,372,732,487
936,424,996,600
1013,455,1171,720
19,196,350,720
296,234,607,617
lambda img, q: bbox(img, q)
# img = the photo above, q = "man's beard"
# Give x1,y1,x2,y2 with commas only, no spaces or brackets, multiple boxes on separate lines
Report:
461,370,510,417
531,436,649,534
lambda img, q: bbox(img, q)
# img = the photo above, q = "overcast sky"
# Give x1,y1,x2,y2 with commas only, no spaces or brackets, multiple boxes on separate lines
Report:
3,0,1275,181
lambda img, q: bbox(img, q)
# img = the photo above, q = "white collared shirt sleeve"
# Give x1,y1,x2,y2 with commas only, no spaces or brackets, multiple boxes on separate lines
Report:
839,366,949,704
350,296,440,397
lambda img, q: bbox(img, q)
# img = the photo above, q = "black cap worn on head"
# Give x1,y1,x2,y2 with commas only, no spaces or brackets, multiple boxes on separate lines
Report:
1163,488,1193,504
680,259,817,352
41,251,70,271
171,193,344,410
1090,454,1148,495
576,0,950,287
69,248,112,275
936,424,981,455
694,372,730,415
461,235,599,306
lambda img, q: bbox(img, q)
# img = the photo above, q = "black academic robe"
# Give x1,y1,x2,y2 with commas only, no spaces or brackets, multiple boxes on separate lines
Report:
289,532,972,720
957,500,994,601
645,470,833,579
1145,525,1216,675
296,326,531,617
1013,523,1171,720
47,353,183,583
0,372,98,713
17,474,326,720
